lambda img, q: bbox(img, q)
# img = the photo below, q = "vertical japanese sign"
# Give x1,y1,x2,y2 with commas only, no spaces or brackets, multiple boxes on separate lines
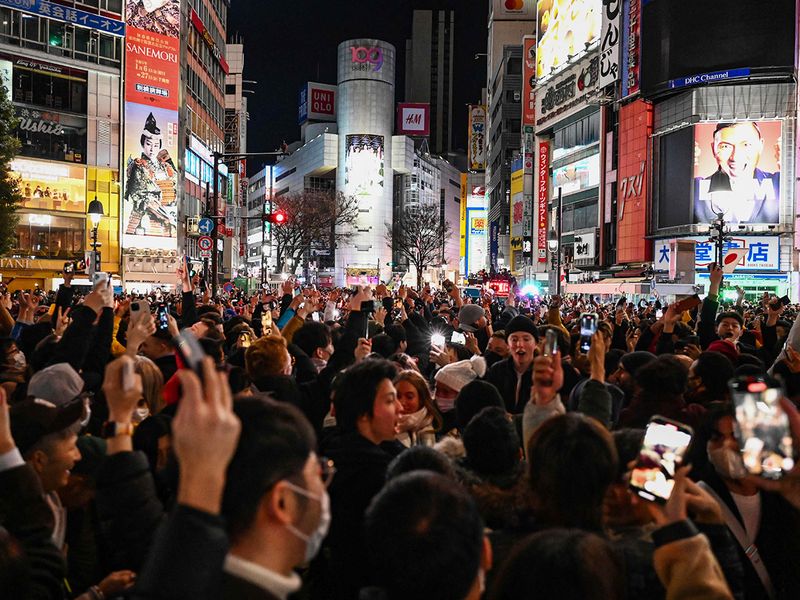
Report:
522,35,536,127
460,173,467,271
621,0,641,98
467,105,486,170
510,158,524,240
599,0,621,88
122,0,181,247
537,141,550,263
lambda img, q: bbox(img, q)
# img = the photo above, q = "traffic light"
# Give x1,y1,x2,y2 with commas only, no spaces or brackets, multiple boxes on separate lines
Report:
263,211,287,224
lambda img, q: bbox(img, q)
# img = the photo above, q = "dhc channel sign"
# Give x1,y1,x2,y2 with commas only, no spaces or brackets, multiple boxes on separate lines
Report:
351,46,383,72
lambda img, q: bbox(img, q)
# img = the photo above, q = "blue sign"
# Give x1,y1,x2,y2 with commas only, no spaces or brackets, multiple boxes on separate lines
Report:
668,68,750,90
298,86,308,124
0,0,125,37
654,236,780,272
198,218,215,235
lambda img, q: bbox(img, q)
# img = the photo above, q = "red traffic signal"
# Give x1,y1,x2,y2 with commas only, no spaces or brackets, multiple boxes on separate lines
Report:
264,211,287,224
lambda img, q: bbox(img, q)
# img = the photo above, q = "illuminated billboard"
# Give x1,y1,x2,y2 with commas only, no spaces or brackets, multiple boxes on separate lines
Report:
465,208,487,275
122,103,179,238
552,154,600,196
11,158,86,213
693,120,781,225
344,134,385,198
468,105,486,171
510,158,524,239
536,0,601,80
299,82,336,124
123,0,181,249
396,103,430,136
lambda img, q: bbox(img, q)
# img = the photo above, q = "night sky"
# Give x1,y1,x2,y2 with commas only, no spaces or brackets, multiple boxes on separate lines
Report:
227,0,488,174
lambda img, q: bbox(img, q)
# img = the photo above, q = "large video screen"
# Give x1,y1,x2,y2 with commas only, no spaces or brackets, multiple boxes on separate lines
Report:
536,0,600,80
693,120,781,225
344,134,385,197
641,0,795,98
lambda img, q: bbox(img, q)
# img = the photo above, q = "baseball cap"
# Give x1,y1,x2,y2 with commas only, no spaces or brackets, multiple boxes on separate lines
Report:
27,363,84,406
10,398,84,455
458,305,486,333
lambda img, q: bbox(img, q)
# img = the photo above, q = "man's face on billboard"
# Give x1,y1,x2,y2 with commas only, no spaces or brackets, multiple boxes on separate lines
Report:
711,122,763,180
142,135,159,160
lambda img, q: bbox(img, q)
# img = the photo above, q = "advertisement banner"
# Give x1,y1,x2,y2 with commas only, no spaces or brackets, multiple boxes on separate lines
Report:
0,0,124,36
123,0,180,249
654,236,780,272
467,105,486,170
124,26,180,111
693,120,781,225
599,0,622,88
299,82,336,124
536,0,601,81
536,55,599,130
537,141,550,263
616,99,651,264
553,154,601,196
460,173,467,267
620,0,640,97
522,36,536,127
344,134,385,198
465,208,487,276
122,103,178,238
510,158,524,239
396,103,430,136
574,230,596,261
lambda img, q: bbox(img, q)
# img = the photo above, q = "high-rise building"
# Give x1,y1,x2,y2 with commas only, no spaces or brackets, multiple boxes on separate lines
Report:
122,0,230,289
0,2,125,290
485,2,535,271
405,9,454,156
223,40,247,285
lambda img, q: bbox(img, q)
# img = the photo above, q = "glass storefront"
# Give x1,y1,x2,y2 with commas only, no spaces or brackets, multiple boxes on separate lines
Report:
13,213,85,260
11,158,86,213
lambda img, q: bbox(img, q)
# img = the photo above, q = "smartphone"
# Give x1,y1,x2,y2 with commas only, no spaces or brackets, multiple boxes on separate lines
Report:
579,313,598,354
451,331,466,345
629,416,694,503
130,300,150,324
261,310,273,336
311,312,320,323
156,303,170,331
770,295,791,310
173,330,206,380
655,309,664,319
239,331,252,348
361,300,379,313
92,271,109,288
543,329,559,357
729,375,795,479
431,333,446,349
63,261,74,274
673,294,702,314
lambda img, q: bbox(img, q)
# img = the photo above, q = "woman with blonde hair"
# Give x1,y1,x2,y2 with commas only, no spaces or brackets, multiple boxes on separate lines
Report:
393,370,442,448
133,355,165,422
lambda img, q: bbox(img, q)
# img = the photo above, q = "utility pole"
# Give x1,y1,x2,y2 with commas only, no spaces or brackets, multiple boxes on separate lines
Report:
709,212,730,269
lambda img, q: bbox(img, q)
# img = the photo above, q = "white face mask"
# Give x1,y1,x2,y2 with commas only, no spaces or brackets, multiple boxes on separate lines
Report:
133,406,150,423
283,481,331,563
707,443,748,480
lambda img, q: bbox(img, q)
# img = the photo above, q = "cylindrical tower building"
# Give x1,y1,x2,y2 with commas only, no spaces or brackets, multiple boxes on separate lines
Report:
336,39,396,285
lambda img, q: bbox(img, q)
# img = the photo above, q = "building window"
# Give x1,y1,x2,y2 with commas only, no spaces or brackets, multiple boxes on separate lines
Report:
13,213,85,259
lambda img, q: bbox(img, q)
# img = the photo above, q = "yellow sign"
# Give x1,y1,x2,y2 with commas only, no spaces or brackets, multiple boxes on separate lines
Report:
460,172,468,262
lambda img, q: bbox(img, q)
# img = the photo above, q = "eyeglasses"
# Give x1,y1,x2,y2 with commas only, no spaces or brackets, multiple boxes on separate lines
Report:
319,456,336,488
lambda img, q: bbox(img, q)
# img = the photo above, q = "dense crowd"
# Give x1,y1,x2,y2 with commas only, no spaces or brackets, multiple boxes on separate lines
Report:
1,261,800,600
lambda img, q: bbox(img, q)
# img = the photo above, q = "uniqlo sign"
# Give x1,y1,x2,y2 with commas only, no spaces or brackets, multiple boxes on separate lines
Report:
299,82,336,123
396,103,430,136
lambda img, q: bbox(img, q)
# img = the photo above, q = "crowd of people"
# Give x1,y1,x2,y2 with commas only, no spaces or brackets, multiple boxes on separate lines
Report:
1,260,800,600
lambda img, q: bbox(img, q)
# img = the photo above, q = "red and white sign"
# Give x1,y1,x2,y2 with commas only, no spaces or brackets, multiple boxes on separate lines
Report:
396,103,430,136
198,236,213,251
308,83,336,120
537,141,550,263
522,36,536,127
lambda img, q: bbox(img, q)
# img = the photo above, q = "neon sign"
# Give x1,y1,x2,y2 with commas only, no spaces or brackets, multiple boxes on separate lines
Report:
351,46,383,72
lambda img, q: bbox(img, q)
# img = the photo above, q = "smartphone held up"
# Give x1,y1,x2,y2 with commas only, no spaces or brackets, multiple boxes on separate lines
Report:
629,416,693,503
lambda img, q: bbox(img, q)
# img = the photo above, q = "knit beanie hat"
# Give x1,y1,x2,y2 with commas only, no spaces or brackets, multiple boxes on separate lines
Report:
504,315,539,340
707,340,739,363
455,379,506,432
619,351,657,377
435,355,487,393
458,305,486,332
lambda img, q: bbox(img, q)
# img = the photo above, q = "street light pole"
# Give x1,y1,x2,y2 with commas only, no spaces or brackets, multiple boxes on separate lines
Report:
710,212,729,268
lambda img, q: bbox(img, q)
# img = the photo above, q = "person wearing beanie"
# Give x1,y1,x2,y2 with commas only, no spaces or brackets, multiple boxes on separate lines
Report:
608,351,657,402
457,304,490,353
434,355,487,418
485,315,539,415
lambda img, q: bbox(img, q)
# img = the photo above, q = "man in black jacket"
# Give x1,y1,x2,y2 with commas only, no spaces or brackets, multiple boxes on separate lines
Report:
484,316,539,414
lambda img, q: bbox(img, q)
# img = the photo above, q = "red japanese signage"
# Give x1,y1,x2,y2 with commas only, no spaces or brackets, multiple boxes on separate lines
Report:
537,141,550,263
124,27,180,111
522,35,536,127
